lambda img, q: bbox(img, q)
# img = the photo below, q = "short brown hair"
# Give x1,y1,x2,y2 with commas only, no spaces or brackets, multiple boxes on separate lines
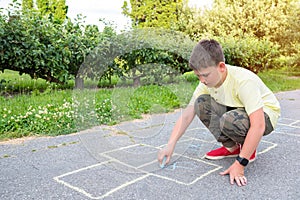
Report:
189,39,225,70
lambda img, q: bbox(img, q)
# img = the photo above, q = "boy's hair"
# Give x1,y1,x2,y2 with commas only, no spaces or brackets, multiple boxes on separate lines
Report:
189,39,225,70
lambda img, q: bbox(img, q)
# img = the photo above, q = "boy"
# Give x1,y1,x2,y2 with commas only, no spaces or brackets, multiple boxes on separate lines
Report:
158,39,280,186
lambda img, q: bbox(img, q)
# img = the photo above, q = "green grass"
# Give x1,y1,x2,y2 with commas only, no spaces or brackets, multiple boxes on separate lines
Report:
0,76,194,141
0,70,74,95
258,69,300,92
0,68,299,141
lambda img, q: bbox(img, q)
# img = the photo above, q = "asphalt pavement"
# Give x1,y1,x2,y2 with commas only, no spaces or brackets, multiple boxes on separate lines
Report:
0,89,299,200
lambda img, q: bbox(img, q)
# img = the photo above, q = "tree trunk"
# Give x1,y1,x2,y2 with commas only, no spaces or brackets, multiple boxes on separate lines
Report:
75,76,84,89
133,76,140,87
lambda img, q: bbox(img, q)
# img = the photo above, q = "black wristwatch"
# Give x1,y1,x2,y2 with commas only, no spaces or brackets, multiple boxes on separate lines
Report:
236,155,249,166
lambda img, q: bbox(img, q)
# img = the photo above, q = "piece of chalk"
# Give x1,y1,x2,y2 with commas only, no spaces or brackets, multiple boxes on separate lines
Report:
160,156,167,168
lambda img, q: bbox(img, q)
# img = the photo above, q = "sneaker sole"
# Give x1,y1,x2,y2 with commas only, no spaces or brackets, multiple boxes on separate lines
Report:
205,151,257,162
249,151,257,163
204,154,239,160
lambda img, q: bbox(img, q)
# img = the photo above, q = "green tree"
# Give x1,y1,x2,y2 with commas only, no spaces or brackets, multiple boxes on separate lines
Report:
122,0,184,29
188,0,300,52
22,0,33,10
0,8,107,86
79,28,195,88
22,0,68,22
182,0,300,69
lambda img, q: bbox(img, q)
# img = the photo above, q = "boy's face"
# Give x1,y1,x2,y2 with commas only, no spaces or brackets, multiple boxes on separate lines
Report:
193,62,226,88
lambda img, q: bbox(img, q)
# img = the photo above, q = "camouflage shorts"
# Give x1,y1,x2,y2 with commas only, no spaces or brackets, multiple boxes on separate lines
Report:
194,94,274,147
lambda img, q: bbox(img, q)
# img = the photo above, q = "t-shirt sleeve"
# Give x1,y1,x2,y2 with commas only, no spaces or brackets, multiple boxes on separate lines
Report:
188,83,209,106
237,80,264,115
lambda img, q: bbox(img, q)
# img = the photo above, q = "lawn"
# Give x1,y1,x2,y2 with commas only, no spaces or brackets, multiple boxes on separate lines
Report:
0,69,299,141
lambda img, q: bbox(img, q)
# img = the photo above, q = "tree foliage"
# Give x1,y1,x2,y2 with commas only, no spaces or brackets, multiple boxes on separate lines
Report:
22,0,68,23
215,36,280,73
187,0,300,53
1,2,194,89
1,0,298,91
0,7,112,85
22,0,33,10
81,28,195,87
179,0,300,70
122,0,185,29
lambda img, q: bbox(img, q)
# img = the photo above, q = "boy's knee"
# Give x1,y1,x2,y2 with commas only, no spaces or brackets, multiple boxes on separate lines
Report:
220,109,250,135
194,94,211,106
220,112,235,129
194,94,211,117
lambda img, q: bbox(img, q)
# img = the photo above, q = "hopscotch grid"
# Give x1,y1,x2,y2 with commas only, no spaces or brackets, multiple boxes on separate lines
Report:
277,122,300,129
157,136,215,149
258,140,278,155
157,137,193,148
290,120,300,126
275,131,300,137
149,165,223,186
97,143,141,155
53,160,113,200
98,174,151,199
53,176,96,199
278,117,300,127
54,160,111,179
53,131,283,199
53,159,149,200
279,117,299,121
53,150,223,199
275,117,300,136
101,147,217,172
185,127,209,132
182,137,217,144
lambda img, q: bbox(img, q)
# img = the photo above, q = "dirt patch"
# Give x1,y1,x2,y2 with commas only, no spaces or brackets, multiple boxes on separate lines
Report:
0,136,38,145
287,76,300,79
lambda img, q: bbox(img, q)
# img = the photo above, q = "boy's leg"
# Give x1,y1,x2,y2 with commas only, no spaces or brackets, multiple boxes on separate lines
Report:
194,94,237,148
220,108,274,145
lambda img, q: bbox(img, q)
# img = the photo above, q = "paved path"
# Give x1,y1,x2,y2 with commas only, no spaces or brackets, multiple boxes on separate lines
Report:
1,90,299,200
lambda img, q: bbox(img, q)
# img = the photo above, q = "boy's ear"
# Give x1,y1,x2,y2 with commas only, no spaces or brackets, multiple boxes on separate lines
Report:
218,62,226,72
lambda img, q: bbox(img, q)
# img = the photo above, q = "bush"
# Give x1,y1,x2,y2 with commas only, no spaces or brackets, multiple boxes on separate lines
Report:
216,36,280,73
0,70,73,96
0,6,111,86
182,71,198,83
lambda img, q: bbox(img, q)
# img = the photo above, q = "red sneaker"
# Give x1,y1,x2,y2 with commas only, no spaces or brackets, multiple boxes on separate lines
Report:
205,146,240,160
249,150,257,163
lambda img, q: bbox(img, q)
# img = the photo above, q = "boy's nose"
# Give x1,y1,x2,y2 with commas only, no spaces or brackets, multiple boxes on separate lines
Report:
199,76,206,83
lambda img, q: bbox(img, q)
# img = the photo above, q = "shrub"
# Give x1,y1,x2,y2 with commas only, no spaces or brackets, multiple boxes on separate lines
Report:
182,71,198,83
0,70,73,96
216,36,280,73
0,5,113,86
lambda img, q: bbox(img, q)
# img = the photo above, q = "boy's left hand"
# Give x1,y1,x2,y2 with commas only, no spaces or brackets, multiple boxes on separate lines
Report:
220,161,247,186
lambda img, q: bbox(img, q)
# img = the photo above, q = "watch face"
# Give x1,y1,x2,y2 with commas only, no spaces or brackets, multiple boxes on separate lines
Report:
237,156,249,166
241,158,248,166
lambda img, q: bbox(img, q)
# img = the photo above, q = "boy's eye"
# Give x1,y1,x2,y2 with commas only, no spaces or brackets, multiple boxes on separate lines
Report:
196,72,210,78
201,73,209,78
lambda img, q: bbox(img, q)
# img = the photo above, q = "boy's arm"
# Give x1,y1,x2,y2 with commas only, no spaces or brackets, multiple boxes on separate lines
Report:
239,107,265,160
158,105,196,164
220,107,265,186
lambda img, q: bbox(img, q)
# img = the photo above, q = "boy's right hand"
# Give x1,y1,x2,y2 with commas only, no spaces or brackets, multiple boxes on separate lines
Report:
157,144,175,167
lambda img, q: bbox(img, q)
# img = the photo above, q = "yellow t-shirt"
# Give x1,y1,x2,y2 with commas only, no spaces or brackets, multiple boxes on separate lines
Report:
189,65,281,128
